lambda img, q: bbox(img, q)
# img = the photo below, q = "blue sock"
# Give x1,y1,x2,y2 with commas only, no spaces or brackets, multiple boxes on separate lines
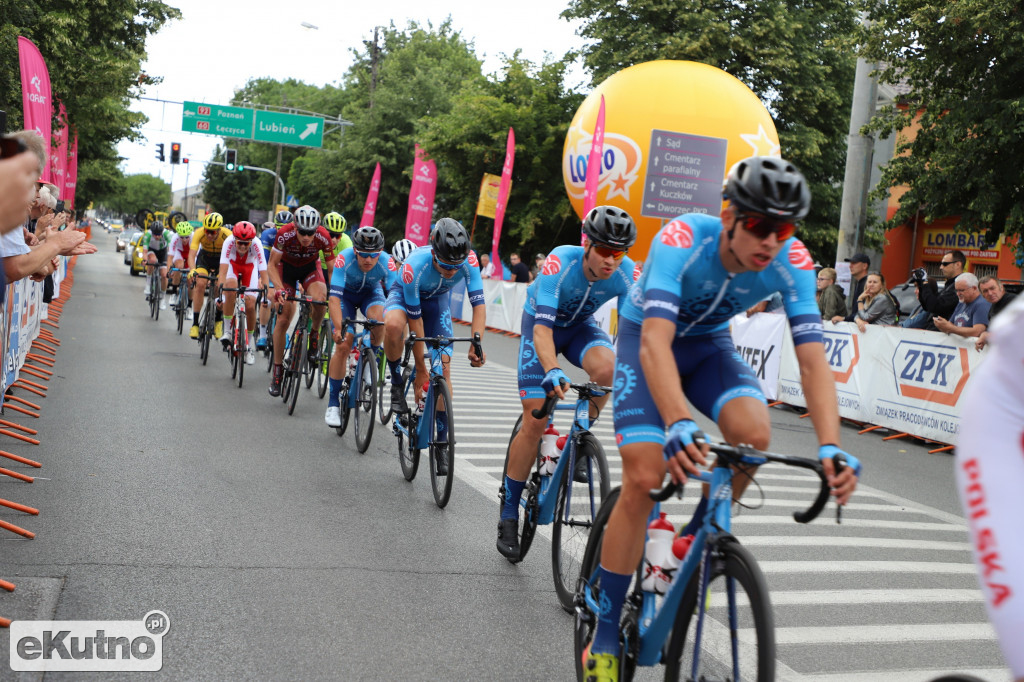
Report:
387,359,402,385
373,345,384,364
682,496,708,537
501,476,525,520
591,565,632,655
435,411,448,442
328,377,342,408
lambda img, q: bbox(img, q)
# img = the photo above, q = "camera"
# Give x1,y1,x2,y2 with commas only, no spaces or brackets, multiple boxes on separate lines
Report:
909,267,928,285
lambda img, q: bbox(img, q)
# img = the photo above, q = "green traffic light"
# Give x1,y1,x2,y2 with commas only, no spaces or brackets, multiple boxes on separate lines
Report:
237,165,245,171
225,163,235,171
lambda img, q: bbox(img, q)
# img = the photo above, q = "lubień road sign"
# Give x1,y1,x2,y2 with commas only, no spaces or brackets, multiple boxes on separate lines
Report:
640,129,728,220
182,101,254,139
181,102,324,149
253,111,323,148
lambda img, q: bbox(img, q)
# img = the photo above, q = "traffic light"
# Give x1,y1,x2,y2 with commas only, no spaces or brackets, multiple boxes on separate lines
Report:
170,142,181,164
182,157,189,164
155,143,165,162
225,148,237,172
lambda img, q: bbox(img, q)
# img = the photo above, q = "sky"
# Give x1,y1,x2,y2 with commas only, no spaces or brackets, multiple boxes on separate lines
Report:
119,0,588,191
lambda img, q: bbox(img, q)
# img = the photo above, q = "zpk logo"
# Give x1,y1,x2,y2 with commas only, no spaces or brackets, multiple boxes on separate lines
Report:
822,330,859,384
892,340,970,407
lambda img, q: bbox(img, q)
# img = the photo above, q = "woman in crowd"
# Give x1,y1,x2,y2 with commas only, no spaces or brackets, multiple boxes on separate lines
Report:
816,267,846,321
855,271,898,331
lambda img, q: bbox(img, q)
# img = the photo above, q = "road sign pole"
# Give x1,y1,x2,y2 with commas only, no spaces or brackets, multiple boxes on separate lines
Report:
272,144,283,213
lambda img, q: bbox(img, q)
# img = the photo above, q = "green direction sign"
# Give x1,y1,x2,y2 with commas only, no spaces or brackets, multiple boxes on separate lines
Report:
253,110,324,148
181,101,253,139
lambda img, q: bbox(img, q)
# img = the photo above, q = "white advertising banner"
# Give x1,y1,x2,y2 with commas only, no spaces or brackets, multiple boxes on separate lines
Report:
730,313,786,401
778,322,866,421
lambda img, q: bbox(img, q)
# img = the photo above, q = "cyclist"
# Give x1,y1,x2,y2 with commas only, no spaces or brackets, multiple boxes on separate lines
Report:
142,221,172,309
168,221,194,315
383,218,487,423
582,156,862,678
955,294,1024,681
320,211,353,281
497,206,637,560
218,221,269,365
390,238,417,266
324,226,395,427
267,205,334,397
256,210,290,349
188,212,231,339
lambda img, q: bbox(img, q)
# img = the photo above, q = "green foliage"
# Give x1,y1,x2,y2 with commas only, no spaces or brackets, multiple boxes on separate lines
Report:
562,0,858,264
0,0,180,211
861,0,1024,249
95,173,170,216
201,146,257,223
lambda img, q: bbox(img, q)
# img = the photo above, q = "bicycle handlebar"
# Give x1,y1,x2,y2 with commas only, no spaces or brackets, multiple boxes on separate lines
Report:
340,318,384,331
531,381,613,420
648,439,847,525
401,332,483,366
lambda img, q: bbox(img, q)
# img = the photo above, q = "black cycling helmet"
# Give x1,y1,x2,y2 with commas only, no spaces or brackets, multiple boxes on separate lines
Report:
352,226,385,252
274,210,294,226
150,221,164,236
430,217,470,263
582,205,637,249
723,156,810,221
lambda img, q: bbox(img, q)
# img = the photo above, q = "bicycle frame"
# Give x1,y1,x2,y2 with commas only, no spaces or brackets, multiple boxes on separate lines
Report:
392,345,444,450
529,397,597,527
343,324,376,411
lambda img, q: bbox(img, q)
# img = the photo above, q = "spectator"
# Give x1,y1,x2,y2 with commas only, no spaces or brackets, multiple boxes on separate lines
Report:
530,252,545,280
854,271,898,332
933,272,989,339
0,150,39,235
835,253,870,323
508,252,530,283
478,252,495,279
917,249,965,330
975,277,1017,350
816,267,847,320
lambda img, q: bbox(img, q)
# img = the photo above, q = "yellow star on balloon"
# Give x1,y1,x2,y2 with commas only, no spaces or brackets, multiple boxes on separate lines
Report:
740,124,780,157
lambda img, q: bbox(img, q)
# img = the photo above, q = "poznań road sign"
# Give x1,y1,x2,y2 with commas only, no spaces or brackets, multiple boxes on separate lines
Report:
253,110,323,148
181,102,324,149
181,101,253,139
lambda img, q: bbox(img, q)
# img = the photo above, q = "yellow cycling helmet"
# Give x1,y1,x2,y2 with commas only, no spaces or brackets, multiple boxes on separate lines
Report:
204,212,224,230
323,212,347,235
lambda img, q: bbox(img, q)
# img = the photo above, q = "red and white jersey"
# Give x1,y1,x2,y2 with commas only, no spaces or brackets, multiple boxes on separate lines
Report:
272,224,333,267
169,233,191,262
220,235,267,271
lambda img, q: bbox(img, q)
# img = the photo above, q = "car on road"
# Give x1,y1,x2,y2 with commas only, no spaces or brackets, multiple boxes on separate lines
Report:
116,228,136,252
129,234,147,276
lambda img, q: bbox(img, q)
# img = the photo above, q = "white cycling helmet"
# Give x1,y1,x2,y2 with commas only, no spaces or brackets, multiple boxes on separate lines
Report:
294,205,321,234
391,238,416,264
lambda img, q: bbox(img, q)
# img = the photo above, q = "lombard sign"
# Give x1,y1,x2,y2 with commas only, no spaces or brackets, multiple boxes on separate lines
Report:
892,340,970,407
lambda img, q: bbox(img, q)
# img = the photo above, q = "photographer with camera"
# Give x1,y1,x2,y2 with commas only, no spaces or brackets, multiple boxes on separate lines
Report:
902,250,964,330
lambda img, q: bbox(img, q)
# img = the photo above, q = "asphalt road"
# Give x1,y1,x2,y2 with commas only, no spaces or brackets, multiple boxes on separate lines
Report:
0,231,1011,681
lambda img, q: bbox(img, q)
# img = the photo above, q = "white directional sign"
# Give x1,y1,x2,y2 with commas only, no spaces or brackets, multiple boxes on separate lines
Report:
641,129,728,220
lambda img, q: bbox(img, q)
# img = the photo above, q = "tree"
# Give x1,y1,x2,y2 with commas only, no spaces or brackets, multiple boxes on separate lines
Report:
95,173,170,216
561,0,858,263
861,0,1024,249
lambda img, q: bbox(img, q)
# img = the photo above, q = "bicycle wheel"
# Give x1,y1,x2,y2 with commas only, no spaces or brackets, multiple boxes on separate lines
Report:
288,326,306,415
663,538,775,682
199,302,212,365
499,415,541,564
428,377,455,508
149,273,158,319
378,354,394,425
303,321,317,390
399,415,420,481
265,310,277,373
316,319,332,399
354,349,377,453
336,378,351,436
230,321,240,380
573,487,622,682
236,318,247,389
552,432,610,613
176,286,187,334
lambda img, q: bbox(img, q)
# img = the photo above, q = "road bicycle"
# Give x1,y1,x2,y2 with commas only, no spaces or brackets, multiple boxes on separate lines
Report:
377,344,393,425
146,262,164,320
278,294,327,416
264,304,278,373
222,286,261,388
193,273,218,366
169,267,189,334
314,318,333,399
573,440,846,682
334,318,383,453
500,382,611,612
391,331,483,509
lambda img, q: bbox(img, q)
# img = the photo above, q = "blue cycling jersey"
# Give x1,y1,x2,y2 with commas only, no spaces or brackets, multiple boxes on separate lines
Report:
328,247,397,298
620,213,823,346
394,247,485,320
523,245,636,328
260,227,278,261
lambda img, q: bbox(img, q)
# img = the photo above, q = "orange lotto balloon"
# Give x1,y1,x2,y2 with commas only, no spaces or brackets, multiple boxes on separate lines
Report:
563,60,780,263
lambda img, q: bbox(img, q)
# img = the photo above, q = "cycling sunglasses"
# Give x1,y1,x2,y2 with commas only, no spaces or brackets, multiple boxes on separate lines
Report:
433,254,464,271
355,250,380,259
738,214,797,241
235,240,253,248
590,243,627,260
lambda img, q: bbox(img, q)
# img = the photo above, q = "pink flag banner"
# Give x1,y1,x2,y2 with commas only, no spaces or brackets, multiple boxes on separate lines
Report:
404,144,437,246
582,94,606,216
18,37,52,181
65,133,79,210
360,162,382,227
491,127,515,280
51,102,69,198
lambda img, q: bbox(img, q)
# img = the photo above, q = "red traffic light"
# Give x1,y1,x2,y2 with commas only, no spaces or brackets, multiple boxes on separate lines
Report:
170,142,182,164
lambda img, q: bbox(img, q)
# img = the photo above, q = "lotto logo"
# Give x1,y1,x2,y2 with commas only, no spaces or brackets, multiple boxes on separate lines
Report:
334,254,345,269
402,263,414,284
387,257,398,271
542,254,561,276
788,240,814,270
660,220,693,248
468,251,479,268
